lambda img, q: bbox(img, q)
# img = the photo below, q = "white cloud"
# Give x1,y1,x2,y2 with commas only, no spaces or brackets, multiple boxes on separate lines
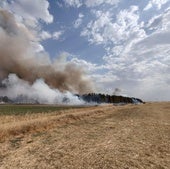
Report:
0,0,54,53
70,57,105,72
147,8,170,32
53,31,63,40
103,27,170,84
1,0,170,100
74,13,84,28
81,6,145,45
39,30,65,41
40,31,52,40
132,74,170,101
90,72,120,94
144,0,169,10
85,0,120,7
3,0,53,27
81,11,112,44
63,0,120,8
80,4,170,100
64,0,83,8
102,29,170,100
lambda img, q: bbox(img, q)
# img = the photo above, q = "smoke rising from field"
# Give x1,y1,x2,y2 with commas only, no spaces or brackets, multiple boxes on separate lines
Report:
0,9,93,103
0,74,84,104
113,88,122,96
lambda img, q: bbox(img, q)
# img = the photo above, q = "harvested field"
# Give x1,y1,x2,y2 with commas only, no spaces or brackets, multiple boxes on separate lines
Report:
0,102,170,169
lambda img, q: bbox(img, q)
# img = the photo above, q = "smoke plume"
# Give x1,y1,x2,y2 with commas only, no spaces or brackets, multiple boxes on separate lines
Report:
0,9,93,103
113,88,122,96
0,74,84,104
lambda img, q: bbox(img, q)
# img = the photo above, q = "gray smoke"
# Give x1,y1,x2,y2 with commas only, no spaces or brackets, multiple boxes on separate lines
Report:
0,9,93,102
113,88,122,96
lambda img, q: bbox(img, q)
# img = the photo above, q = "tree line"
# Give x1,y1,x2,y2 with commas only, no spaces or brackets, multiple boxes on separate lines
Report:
78,93,144,104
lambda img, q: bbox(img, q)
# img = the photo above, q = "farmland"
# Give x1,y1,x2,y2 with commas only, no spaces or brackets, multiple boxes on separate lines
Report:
0,104,84,116
0,102,170,169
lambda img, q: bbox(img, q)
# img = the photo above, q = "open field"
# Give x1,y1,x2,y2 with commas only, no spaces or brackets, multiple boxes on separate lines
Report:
0,102,169,169
0,104,85,116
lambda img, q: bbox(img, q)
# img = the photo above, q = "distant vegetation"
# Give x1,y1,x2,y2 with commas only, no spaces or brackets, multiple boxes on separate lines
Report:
79,93,144,104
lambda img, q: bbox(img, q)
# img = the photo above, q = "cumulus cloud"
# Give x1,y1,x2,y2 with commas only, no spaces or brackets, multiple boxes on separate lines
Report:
63,0,120,8
0,0,55,56
1,0,170,101
64,0,83,8
80,3,170,100
74,13,84,28
39,30,64,41
89,72,120,94
85,0,120,7
70,57,106,73
131,74,170,101
40,31,52,40
144,0,169,10
146,8,170,32
53,31,64,40
2,0,53,27
81,6,145,45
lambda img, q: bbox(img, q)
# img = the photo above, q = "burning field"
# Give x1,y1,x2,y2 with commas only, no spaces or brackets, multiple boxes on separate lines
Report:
0,9,94,105
0,6,169,169
0,9,144,106
0,102,169,168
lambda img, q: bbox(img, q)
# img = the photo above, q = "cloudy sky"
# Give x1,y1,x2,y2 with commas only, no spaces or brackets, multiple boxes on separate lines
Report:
0,0,170,101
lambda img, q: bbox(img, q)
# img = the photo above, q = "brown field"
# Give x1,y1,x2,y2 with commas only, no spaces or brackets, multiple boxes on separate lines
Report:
0,102,170,169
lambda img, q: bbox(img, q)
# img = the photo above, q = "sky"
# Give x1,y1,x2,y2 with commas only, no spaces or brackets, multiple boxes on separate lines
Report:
0,0,170,101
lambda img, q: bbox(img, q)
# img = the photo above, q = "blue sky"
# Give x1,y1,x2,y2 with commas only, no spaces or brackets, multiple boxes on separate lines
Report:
0,0,170,101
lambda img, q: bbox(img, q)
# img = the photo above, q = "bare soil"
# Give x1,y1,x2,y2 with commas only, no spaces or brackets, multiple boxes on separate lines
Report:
0,102,169,169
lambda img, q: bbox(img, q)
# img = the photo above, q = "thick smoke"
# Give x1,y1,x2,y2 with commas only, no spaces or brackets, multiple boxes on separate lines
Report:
0,9,93,103
0,74,84,104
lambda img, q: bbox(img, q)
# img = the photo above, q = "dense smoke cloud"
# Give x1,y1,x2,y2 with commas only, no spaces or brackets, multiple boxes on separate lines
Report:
0,9,93,97
0,74,84,104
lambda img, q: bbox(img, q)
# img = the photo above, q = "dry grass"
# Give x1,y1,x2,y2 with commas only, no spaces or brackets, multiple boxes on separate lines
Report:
0,105,111,141
0,102,170,169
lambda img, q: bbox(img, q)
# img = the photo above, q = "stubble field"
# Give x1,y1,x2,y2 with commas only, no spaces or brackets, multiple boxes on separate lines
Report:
0,102,169,169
